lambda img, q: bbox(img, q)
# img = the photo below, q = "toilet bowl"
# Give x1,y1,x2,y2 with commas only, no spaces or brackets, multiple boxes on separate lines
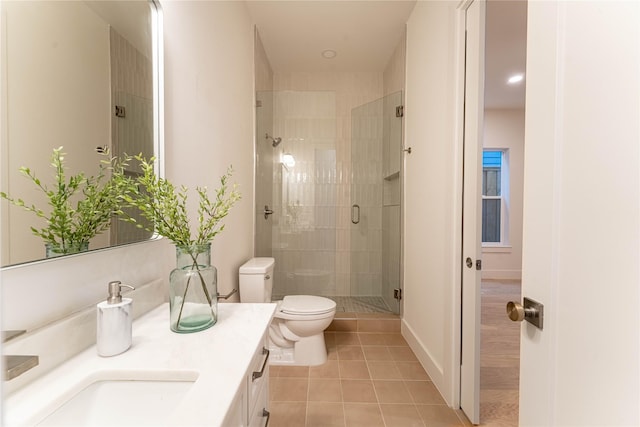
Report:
239,258,336,366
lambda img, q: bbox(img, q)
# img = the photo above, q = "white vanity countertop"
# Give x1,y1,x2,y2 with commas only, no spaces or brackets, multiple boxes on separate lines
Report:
3,302,276,426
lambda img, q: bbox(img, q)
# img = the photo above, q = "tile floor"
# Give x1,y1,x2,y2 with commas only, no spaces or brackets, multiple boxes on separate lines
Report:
268,313,471,427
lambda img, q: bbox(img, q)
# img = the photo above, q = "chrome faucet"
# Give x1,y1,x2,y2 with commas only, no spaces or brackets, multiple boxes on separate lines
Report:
2,330,39,381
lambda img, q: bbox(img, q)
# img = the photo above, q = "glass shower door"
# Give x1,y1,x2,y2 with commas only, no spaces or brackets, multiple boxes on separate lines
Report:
350,91,403,314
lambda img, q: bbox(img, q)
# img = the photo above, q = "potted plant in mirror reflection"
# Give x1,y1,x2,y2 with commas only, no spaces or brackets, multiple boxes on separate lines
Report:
118,155,241,333
0,146,130,258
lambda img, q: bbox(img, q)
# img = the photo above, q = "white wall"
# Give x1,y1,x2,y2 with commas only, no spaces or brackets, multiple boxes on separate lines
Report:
403,0,459,405
162,0,256,300
482,108,524,280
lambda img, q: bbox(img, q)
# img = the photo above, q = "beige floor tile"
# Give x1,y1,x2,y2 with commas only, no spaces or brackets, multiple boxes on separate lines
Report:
362,346,393,361
344,403,385,427
328,345,339,360
308,378,343,402
357,333,387,346
328,319,358,332
339,360,371,379
270,365,283,377
380,404,426,427
405,381,446,404
338,345,365,360
324,332,337,346
277,365,310,378
269,402,307,427
357,319,400,333
270,377,309,402
416,405,464,427
334,332,361,345
306,402,346,427
389,346,419,362
382,333,409,346
367,361,403,380
396,361,431,381
310,360,340,378
341,379,378,403
373,380,414,404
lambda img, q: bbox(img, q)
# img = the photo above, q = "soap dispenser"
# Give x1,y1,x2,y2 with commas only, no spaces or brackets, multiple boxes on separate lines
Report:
97,281,135,357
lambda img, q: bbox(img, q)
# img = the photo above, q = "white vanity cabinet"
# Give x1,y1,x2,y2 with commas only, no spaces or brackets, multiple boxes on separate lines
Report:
224,333,270,427
3,303,276,427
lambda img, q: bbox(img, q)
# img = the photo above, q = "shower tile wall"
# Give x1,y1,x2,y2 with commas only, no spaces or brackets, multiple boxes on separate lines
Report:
273,73,384,297
109,28,154,245
272,91,338,296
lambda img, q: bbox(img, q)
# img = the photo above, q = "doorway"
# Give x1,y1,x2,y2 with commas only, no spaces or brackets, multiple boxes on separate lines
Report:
480,2,526,425
460,0,527,424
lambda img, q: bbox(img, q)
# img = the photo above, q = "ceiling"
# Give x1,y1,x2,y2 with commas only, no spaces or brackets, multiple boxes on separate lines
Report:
246,0,527,108
246,1,417,72
485,0,527,109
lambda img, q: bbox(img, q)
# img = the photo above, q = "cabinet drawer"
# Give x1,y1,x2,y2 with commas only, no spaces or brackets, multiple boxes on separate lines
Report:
248,377,269,427
247,334,269,417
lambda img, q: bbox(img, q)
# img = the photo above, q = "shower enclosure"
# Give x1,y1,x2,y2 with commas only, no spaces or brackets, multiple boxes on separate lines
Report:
255,90,403,314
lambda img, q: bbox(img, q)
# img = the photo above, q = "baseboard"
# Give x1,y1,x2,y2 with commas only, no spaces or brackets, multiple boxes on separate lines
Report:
481,269,521,281
401,318,450,406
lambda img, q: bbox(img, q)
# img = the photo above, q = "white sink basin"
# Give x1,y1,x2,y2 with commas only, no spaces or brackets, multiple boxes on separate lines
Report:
32,371,198,426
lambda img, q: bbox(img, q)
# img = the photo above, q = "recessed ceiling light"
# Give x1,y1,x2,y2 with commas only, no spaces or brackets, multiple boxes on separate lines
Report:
507,73,525,84
321,49,337,59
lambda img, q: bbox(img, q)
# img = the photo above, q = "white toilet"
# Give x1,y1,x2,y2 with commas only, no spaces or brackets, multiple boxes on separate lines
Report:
239,257,336,366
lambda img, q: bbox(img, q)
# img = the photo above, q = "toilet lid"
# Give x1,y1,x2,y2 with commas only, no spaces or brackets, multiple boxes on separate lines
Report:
280,295,336,315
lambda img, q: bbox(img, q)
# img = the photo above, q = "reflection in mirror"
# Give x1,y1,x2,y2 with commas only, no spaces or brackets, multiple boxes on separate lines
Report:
1,0,158,267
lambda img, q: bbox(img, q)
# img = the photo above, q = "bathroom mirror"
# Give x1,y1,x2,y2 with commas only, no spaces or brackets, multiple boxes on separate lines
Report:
0,0,160,267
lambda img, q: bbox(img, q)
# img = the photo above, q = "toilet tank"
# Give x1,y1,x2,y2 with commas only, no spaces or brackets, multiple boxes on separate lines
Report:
239,257,275,303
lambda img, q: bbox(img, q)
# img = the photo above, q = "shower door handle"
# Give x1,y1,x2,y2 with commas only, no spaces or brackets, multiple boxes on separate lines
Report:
263,205,274,220
351,204,360,224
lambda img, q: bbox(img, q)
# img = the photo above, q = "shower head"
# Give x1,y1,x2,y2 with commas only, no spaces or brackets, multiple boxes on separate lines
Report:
265,133,282,147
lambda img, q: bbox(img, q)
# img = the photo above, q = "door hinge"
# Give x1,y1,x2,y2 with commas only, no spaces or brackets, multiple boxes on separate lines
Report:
394,288,402,300
476,259,482,271
396,105,404,118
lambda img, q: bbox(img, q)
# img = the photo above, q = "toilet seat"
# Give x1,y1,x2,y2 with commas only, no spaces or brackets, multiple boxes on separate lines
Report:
279,295,336,316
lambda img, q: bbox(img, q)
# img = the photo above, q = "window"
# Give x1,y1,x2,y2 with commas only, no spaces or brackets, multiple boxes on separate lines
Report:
482,150,508,245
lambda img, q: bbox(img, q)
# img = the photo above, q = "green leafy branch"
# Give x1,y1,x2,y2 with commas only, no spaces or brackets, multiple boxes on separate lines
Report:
0,147,130,250
119,155,241,247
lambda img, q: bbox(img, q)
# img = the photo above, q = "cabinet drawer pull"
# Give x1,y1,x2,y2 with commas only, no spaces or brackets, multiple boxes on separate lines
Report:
262,408,270,426
252,347,269,381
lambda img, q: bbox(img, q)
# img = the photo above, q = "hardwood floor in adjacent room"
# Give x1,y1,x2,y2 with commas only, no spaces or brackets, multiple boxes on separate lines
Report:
480,280,521,426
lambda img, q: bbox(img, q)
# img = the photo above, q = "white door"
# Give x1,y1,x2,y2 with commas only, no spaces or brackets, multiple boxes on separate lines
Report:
459,0,485,423
519,1,640,425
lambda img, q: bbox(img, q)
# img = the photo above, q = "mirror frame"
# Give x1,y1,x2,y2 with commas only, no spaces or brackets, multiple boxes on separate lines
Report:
0,0,164,269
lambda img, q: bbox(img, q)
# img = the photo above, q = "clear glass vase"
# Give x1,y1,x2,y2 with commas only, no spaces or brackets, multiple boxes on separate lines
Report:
45,241,89,258
169,243,218,333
